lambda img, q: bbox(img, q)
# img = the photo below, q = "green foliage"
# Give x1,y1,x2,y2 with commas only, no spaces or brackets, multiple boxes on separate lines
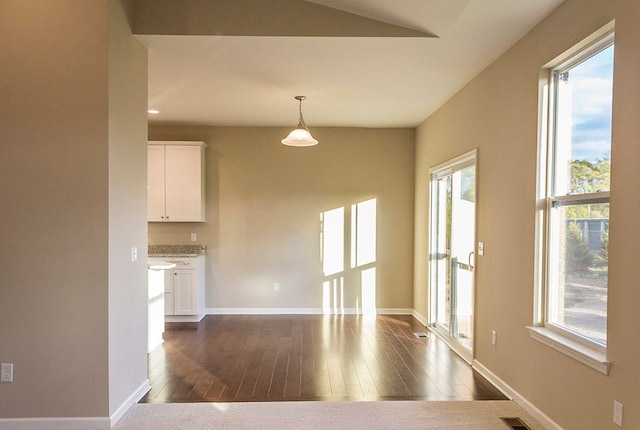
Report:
597,229,609,267
565,157,610,219
566,202,609,219
565,222,594,275
563,158,610,277
570,158,610,194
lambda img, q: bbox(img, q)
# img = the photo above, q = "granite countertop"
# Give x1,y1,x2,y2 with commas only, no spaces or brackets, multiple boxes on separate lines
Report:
148,244,207,257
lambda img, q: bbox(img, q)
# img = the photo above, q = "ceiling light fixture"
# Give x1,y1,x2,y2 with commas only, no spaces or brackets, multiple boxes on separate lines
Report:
281,96,318,147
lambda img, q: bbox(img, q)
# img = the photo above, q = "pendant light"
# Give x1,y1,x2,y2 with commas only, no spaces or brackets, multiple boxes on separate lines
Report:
281,96,318,147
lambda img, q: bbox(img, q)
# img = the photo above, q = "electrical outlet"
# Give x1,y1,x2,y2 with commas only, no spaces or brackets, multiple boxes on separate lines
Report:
478,242,485,256
1,363,13,382
190,233,197,242
613,400,623,427
274,283,280,292
491,330,497,346
130,246,138,262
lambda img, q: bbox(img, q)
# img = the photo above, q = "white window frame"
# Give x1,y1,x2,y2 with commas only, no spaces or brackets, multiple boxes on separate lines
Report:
529,22,615,375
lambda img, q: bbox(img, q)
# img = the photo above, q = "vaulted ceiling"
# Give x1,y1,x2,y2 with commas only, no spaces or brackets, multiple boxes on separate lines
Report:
134,0,564,128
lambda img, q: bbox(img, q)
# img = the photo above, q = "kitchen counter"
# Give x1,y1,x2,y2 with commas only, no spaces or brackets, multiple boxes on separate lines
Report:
148,261,177,270
148,248,207,324
148,244,207,257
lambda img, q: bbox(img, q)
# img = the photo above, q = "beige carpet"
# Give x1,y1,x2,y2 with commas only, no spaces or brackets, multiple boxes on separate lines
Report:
114,401,545,429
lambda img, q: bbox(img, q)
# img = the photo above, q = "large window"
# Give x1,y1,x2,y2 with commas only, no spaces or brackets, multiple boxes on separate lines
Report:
531,25,614,374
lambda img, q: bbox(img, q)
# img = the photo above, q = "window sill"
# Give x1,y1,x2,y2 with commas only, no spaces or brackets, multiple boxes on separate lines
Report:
527,326,610,375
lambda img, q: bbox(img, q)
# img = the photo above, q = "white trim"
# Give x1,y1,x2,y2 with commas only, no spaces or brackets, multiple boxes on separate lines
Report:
206,307,324,315
427,325,473,365
429,148,478,175
471,360,511,400
204,308,415,316
377,308,413,315
109,379,151,427
0,417,110,430
165,313,206,323
148,140,207,148
427,149,478,364
527,326,610,375
542,21,615,69
550,191,609,206
0,380,151,430
472,360,563,430
551,26,615,72
411,310,428,326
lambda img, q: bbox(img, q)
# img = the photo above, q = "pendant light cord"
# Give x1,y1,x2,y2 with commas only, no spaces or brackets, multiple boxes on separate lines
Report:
296,95,309,130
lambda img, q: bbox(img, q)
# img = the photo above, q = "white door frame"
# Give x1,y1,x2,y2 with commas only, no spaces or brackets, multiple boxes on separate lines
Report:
427,149,478,364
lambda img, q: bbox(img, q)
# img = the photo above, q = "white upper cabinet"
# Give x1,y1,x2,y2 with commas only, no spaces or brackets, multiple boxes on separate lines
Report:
148,141,207,222
147,144,167,221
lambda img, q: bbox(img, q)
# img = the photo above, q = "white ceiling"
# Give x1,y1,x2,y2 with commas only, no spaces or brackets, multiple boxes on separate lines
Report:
136,0,564,128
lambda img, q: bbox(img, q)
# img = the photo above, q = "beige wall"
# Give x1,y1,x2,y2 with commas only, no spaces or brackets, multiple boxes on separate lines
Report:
108,0,149,419
149,126,415,312
0,0,148,423
414,0,640,428
0,0,111,418
4,0,639,427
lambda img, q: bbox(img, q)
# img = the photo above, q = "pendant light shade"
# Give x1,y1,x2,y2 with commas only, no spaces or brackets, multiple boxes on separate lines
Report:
281,96,318,147
281,127,318,147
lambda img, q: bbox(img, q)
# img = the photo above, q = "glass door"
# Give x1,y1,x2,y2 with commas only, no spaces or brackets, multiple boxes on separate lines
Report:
429,151,476,363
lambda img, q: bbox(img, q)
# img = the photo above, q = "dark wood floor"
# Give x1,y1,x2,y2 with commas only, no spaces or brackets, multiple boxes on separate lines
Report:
141,314,506,403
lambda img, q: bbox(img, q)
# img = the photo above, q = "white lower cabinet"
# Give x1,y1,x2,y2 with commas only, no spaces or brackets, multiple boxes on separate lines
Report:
173,269,197,315
158,256,206,322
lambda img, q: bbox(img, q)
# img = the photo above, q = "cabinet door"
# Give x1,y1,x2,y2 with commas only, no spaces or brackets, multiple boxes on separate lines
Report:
165,145,203,222
147,145,166,221
173,269,197,315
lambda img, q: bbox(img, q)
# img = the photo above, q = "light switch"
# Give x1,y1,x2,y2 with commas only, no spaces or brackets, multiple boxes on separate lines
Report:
131,246,138,262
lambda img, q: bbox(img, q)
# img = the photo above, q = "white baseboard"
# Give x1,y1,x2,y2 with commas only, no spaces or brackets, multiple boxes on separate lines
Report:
110,379,151,427
165,313,205,323
472,359,562,430
377,308,413,315
411,310,428,326
204,308,414,316
205,307,324,315
0,379,150,430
